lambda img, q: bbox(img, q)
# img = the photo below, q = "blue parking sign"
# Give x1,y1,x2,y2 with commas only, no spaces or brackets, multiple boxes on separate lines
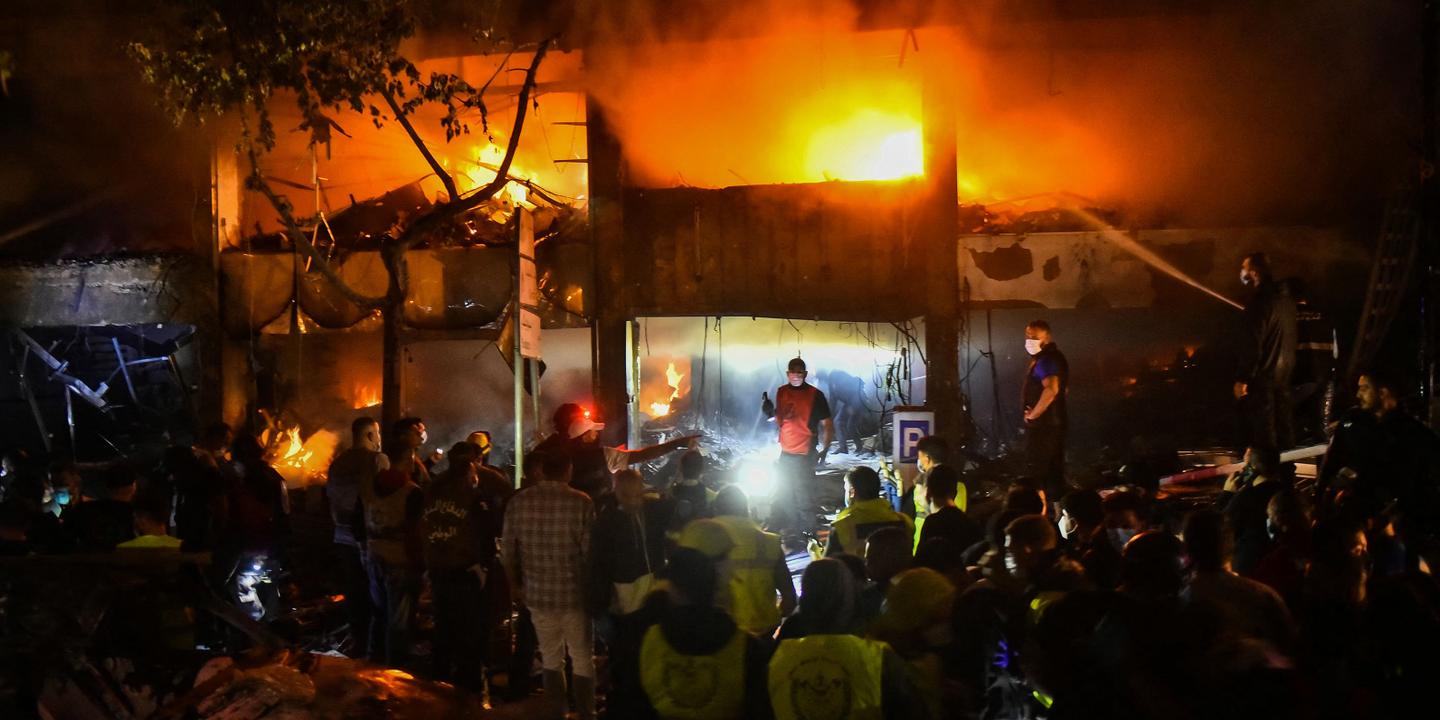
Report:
897,418,931,464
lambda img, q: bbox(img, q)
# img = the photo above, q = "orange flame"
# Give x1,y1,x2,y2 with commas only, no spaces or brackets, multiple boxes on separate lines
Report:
645,360,689,418
278,427,311,468
265,425,340,488
648,362,686,417
352,384,381,410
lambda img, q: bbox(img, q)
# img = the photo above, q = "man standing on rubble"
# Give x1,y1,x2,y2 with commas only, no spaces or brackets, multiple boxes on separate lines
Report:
761,357,834,531
1234,252,1298,458
1022,320,1069,501
327,417,387,657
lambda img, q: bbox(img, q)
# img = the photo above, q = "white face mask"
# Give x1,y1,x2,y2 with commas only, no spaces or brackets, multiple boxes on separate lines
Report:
1024,339,1043,356
1058,514,1078,540
788,375,804,388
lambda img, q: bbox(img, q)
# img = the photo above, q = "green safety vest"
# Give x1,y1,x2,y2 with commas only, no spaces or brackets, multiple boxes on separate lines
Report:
830,498,914,556
769,634,887,720
640,624,747,720
713,514,785,633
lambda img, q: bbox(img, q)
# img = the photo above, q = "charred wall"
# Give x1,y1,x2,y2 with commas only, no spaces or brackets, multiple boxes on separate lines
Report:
621,182,930,321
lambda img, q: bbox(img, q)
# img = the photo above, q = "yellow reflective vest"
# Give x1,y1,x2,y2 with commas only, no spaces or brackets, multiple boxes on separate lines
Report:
769,634,887,720
712,514,785,633
826,498,914,557
640,624,747,720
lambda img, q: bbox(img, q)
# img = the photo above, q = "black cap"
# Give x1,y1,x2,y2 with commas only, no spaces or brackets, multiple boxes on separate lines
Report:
787,357,807,373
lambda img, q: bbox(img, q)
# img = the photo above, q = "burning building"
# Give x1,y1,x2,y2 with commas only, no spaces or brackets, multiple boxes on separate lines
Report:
1,0,1418,472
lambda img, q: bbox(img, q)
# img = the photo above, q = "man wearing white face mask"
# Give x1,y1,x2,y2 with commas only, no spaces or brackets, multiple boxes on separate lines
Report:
1021,320,1069,502
761,357,834,531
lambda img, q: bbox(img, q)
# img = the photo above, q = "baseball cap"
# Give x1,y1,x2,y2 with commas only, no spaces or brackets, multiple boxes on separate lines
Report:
567,417,605,439
787,357,807,373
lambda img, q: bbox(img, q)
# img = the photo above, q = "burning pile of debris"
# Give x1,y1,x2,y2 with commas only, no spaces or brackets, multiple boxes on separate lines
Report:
246,174,587,255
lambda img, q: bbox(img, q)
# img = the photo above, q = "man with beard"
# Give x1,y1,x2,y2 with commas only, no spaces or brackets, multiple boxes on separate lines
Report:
1234,252,1298,458
1318,369,1439,523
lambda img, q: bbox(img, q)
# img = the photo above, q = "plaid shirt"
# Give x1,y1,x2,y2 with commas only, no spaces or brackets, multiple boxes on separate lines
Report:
501,481,593,611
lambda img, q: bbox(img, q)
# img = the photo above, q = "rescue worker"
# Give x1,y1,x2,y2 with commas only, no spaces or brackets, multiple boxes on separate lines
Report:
638,548,772,719
1022,320,1070,502
709,485,797,635
769,591,927,720
824,467,914,557
903,435,959,521
866,567,958,718
760,357,835,531
1234,252,1298,458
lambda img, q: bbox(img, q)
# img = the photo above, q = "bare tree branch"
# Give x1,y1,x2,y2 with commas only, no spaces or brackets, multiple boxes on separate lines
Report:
456,38,551,215
245,147,386,311
383,87,458,202
392,37,554,252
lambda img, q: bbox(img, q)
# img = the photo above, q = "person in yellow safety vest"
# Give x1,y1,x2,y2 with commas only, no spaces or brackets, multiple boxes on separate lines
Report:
866,568,958,719
769,561,930,720
824,467,914,558
905,435,964,522
638,548,772,719
709,486,797,635
1004,514,1088,623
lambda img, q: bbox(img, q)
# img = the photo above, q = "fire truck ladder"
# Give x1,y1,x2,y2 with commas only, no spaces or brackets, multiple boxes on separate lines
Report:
1348,184,1421,374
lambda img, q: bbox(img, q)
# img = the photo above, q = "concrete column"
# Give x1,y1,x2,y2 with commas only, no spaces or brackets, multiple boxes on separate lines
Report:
921,48,963,443
586,97,630,445
211,137,252,428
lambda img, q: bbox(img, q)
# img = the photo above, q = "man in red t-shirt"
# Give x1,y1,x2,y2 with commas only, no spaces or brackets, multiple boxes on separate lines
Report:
761,357,834,531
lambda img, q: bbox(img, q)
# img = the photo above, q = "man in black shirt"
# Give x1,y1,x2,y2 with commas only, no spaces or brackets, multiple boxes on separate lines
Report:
915,464,981,553
63,464,139,552
1235,252,1298,457
422,442,497,690
666,450,713,534
1319,369,1439,522
1022,320,1070,501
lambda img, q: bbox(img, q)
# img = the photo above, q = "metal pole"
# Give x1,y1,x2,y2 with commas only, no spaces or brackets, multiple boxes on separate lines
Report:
1423,0,1439,425
530,359,542,440
515,311,524,489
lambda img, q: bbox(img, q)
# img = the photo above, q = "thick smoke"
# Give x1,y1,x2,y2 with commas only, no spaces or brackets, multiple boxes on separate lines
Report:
575,0,1419,225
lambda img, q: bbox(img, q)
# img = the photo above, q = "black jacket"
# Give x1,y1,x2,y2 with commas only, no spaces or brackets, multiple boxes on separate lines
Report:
1238,279,1298,387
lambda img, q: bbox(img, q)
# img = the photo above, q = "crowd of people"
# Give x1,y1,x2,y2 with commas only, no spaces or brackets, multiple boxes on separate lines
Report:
321,382,1437,720
1,360,1438,720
